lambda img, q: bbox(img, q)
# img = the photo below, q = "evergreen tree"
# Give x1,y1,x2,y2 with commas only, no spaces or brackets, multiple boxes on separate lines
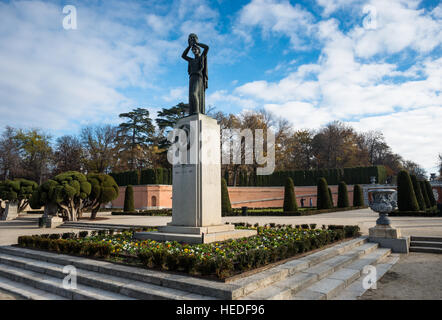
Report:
420,180,431,209
353,184,364,207
328,187,334,207
283,177,298,212
117,108,155,170
317,178,332,209
425,180,437,207
124,185,135,212
221,178,232,214
411,175,426,211
397,170,419,212
337,181,350,208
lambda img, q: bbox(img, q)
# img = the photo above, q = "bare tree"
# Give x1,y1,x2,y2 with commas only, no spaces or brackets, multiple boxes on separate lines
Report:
0,126,22,180
402,160,427,180
53,135,85,174
81,125,118,174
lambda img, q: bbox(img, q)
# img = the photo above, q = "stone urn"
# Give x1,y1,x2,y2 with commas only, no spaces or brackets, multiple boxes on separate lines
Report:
368,188,397,225
367,188,409,253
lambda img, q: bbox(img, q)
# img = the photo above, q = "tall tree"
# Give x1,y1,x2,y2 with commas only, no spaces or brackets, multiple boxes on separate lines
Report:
81,125,118,174
402,160,427,180
117,108,155,170
286,129,315,170
154,103,187,167
53,135,84,174
14,129,53,184
0,126,22,180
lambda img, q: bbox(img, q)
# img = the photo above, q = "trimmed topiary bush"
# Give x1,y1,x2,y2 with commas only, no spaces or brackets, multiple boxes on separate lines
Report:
337,181,349,208
85,173,119,220
397,170,419,212
317,178,332,210
124,185,135,212
30,171,91,221
425,180,437,207
411,175,426,211
328,188,334,207
283,177,298,212
221,178,232,214
353,184,364,207
0,178,38,213
420,180,431,209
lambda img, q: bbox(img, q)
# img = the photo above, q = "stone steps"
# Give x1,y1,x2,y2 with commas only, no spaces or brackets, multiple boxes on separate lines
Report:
0,263,133,300
332,254,400,300
0,236,395,300
238,240,393,300
291,248,392,300
0,248,215,300
410,236,442,254
0,276,68,300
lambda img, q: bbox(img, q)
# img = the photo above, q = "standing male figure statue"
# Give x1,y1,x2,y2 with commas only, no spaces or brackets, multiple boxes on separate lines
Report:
181,33,209,114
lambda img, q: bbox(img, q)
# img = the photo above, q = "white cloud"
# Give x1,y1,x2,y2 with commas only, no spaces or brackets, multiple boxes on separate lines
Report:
163,87,187,103
349,106,442,173
222,0,442,172
316,0,364,17
236,0,316,49
351,0,442,58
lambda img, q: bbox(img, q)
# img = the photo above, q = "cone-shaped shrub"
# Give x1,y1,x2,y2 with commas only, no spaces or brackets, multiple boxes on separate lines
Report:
328,188,334,207
337,181,350,208
410,175,426,211
420,180,431,208
283,177,298,212
317,178,332,209
221,178,232,214
353,185,364,207
425,180,437,207
397,170,419,212
124,185,135,212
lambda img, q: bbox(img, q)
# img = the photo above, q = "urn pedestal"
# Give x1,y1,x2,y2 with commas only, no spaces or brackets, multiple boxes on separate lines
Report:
368,189,409,253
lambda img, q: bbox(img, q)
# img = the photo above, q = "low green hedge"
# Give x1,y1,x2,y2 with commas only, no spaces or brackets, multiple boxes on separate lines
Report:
390,206,440,217
111,209,172,216
224,206,368,217
17,224,360,279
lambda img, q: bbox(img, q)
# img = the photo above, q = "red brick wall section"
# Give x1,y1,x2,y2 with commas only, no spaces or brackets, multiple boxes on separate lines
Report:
110,185,355,209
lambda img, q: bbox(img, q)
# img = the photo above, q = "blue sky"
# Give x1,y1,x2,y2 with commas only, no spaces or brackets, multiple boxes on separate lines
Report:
0,0,441,173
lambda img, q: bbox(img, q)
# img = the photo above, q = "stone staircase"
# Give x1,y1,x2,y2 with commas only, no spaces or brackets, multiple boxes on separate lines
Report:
410,236,442,254
0,237,398,300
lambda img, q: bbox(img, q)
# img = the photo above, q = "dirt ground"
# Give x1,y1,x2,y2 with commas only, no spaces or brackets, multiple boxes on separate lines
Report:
361,252,442,300
0,289,22,300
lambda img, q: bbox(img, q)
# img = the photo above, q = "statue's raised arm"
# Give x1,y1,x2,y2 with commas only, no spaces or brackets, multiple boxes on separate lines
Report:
183,34,208,114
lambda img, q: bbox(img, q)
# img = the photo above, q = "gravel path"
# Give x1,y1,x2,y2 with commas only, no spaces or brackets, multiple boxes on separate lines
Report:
360,252,442,300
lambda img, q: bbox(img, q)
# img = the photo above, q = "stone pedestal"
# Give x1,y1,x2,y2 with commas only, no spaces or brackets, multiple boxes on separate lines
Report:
369,224,410,253
135,114,256,243
39,216,63,228
0,202,19,221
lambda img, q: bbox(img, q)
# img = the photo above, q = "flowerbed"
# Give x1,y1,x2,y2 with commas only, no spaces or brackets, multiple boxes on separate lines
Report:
17,224,360,279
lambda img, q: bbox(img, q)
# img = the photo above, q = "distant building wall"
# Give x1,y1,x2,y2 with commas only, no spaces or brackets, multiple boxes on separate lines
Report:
110,184,357,209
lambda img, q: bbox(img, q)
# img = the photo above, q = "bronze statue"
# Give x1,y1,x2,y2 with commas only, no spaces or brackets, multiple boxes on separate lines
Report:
181,34,209,114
